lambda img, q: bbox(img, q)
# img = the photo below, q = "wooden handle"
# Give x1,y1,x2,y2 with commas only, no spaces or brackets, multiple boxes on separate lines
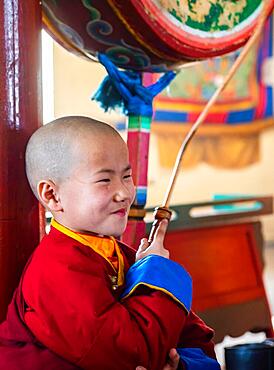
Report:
148,207,172,244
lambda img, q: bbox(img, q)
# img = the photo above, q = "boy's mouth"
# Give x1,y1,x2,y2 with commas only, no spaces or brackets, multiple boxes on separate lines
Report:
112,208,127,217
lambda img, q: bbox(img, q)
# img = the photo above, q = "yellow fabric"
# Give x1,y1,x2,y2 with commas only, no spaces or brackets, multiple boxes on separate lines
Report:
51,219,124,287
152,119,274,169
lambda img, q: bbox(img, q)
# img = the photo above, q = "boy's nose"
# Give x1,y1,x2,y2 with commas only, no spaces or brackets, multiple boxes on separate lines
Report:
113,184,132,203
113,190,128,202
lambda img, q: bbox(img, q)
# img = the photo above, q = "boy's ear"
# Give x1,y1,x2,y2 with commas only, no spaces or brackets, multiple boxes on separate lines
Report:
37,180,63,212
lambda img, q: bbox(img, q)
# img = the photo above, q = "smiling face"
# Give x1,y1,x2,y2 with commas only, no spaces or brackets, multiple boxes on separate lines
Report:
53,132,136,237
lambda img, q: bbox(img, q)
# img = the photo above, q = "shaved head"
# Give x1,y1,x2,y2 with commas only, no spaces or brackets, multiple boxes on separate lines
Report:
25,116,121,198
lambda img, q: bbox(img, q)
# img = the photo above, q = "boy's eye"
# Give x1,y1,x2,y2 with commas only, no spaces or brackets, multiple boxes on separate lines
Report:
97,178,111,183
123,174,132,180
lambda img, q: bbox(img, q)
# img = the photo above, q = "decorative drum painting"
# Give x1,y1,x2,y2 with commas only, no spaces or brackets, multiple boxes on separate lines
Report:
42,0,271,72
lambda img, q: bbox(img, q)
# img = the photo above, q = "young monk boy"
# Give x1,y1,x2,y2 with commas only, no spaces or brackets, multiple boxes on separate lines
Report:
0,116,220,370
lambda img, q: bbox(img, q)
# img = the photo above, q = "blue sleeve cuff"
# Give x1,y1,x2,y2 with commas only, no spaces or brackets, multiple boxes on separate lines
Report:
121,255,192,312
177,348,221,370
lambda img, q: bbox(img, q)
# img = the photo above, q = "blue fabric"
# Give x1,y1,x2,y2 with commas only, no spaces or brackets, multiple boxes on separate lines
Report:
227,109,255,123
121,255,192,312
177,348,221,370
94,53,176,117
154,110,189,122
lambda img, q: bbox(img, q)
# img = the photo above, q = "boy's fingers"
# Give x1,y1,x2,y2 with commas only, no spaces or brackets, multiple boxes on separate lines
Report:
153,219,168,244
167,348,180,366
138,238,149,251
136,349,178,370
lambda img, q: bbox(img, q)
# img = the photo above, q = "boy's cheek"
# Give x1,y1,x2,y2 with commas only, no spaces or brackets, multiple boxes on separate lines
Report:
131,187,136,204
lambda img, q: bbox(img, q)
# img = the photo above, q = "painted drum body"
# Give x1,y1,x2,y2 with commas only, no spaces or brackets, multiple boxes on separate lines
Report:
42,0,273,72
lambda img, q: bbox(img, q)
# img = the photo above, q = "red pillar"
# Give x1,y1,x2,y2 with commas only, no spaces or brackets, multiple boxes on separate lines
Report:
0,1,42,321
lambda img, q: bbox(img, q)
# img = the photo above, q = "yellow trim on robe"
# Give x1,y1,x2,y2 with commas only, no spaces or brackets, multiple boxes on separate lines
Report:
51,219,124,287
121,282,189,313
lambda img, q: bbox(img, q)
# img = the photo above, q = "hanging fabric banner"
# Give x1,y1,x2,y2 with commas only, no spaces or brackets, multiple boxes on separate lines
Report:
150,16,274,169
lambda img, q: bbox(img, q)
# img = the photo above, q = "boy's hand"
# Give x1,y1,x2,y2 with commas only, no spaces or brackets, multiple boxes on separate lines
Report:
135,219,169,261
136,348,180,370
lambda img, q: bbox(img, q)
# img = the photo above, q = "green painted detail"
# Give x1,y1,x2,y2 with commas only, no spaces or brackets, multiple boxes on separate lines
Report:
82,0,101,21
159,0,262,32
128,116,152,130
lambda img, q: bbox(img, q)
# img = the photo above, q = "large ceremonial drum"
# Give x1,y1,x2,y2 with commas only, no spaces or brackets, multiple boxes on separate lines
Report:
42,0,273,72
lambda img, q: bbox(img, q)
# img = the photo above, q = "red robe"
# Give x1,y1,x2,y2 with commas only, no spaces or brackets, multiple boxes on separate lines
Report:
0,226,216,370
